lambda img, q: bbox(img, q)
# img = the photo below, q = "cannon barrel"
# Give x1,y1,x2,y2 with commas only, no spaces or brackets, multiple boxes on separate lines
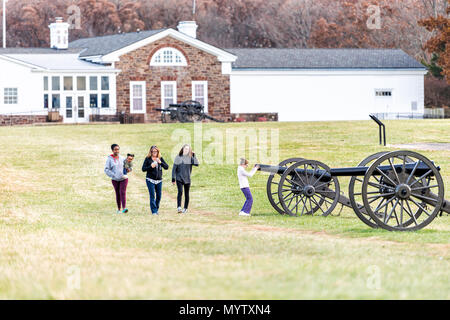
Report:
258,162,436,181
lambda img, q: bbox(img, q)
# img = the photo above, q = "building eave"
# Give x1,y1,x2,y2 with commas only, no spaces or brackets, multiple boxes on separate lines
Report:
99,29,237,63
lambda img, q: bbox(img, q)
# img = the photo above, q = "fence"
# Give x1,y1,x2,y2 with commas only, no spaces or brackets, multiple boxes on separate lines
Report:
424,108,446,119
372,108,449,120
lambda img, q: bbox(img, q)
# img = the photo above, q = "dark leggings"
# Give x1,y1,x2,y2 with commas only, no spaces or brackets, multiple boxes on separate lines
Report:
176,180,191,209
112,179,128,210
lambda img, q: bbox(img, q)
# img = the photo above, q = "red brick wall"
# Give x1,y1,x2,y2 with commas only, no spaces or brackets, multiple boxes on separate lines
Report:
0,115,47,126
115,36,231,123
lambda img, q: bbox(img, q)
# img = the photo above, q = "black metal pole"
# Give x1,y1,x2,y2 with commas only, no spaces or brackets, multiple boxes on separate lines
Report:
369,114,386,146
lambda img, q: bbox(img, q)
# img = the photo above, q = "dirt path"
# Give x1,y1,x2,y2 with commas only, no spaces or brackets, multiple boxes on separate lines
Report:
389,143,450,151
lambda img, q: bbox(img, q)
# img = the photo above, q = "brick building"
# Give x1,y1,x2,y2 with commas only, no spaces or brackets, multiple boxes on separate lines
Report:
0,18,426,124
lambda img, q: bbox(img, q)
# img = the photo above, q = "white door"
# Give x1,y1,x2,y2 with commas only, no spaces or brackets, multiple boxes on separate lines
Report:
64,94,89,123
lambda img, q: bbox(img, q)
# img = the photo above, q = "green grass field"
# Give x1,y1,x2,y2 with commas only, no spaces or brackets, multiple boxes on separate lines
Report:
0,120,449,299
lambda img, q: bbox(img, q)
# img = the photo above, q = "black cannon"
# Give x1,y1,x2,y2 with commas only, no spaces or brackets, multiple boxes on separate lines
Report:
258,150,449,231
155,100,224,123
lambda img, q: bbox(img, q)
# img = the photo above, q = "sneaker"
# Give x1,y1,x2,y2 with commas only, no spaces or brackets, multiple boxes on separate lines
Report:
182,208,188,214
239,211,251,216
116,210,121,214
177,207,182,213
152,212,159,215
122,208,128,213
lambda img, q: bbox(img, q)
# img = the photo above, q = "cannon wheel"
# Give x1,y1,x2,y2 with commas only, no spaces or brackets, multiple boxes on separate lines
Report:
349,152,425,229
362,150,444,231
177,101,204,123
278,159,340,217
266,158,304,215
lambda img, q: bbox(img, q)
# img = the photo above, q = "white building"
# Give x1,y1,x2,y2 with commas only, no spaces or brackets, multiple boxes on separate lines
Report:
0,18,427,124
228,48,427,121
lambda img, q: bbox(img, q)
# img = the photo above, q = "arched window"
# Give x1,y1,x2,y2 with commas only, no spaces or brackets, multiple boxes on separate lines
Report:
150,47,187,66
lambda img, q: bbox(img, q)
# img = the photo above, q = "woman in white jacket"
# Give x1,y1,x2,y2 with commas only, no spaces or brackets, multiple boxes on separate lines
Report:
237,158,260,216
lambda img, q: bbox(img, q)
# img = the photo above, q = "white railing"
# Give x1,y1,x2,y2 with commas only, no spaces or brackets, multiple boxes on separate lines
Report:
424,108,445,119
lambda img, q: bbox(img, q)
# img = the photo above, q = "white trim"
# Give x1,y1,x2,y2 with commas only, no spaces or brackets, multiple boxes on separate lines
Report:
31,68,120,73
191,81,208,113
0,54,46,70
160,81,177,108
130,81,146,114
231,69,428,76
101,29,237,63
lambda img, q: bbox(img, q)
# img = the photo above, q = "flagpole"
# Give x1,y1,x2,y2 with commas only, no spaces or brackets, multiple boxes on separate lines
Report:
2,0,6,48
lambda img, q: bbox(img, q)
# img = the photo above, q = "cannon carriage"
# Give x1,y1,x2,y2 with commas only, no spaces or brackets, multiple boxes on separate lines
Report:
258,150,449,231
155,100,224,123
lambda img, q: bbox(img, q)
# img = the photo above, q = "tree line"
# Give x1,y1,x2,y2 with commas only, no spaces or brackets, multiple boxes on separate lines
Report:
0,0,448,105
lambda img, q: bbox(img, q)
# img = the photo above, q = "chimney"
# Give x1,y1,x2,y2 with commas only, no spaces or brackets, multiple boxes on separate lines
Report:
177,21,198,39
49,17,69,50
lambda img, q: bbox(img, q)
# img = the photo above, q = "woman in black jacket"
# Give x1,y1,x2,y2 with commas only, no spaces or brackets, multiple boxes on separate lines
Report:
172,144,199,214
142,146,169,215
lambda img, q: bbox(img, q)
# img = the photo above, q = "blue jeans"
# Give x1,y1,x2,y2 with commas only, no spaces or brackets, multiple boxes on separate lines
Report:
146,180,162,214
241,187,253,214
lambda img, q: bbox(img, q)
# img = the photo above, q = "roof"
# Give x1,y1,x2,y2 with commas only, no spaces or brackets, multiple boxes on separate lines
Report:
0,48,83,54
69,29,167,57
0,53,117,71
226,48,426,70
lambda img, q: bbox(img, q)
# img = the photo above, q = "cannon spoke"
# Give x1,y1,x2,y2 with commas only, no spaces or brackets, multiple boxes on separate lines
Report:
410,193,438,203
411,184,439,191
409,198,432,217
388,158,401,184
367,192,395,200
375,167,397,187
405,200,419,226
405,161,420,185
409,170,433,188
311,196,326,215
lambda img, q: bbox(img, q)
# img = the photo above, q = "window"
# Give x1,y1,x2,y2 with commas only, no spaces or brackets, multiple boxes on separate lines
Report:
150,48,187,66
44,76,48,91
192,81,208,112
77,77,86,91
130,81,146,113
101,94,109,108
52,76,60,91
411,101,418,111
64,76,73,91
101,76,109,90
52,94,60,109
161,81,177,108
4,88,18,104
66,96,73,118
90,76,98,91
90,94,98,108
44,94,49,109
375,90,392,97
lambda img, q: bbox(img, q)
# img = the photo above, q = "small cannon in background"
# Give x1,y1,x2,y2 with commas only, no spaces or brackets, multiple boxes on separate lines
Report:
258,150,449,231
155,100,224,123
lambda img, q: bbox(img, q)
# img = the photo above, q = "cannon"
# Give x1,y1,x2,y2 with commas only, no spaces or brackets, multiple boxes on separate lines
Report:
258,150,449,231
155,100,224,123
